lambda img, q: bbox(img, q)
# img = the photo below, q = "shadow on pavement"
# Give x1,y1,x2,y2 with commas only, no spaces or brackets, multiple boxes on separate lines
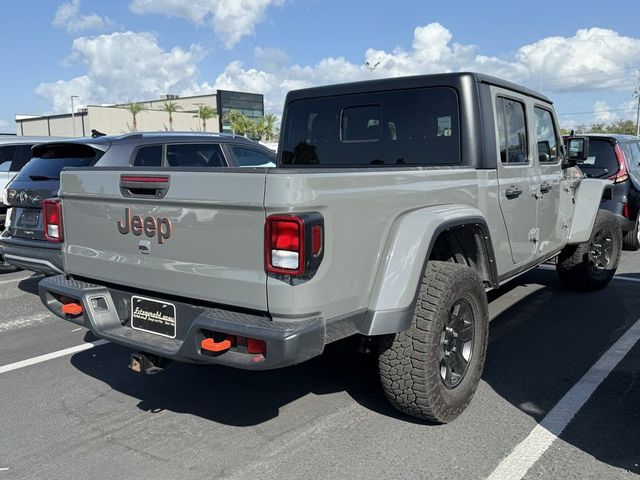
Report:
70,330,414,426
69,267,640,473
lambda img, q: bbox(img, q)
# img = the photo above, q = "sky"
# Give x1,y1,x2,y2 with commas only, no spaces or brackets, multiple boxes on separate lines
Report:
1,0,639,134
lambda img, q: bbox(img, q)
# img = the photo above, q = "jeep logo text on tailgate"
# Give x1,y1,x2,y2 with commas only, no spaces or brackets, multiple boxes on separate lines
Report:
117,208,172,244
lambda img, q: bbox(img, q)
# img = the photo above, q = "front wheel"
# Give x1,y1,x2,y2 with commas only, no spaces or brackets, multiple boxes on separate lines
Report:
378,261,489,423
557,210,622,291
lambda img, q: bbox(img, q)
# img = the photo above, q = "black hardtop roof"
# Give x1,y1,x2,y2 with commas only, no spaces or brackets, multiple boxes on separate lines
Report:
284,71,552,104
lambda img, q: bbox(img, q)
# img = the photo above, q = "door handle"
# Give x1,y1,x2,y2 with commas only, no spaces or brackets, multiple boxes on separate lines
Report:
505,186,523,199
540,181,552,194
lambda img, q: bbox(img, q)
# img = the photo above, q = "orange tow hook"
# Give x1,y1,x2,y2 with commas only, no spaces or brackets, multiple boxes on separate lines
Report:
201,337,232,353
61,302,83,316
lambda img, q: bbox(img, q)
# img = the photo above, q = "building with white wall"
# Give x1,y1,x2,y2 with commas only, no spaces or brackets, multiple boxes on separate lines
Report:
15,91,264,138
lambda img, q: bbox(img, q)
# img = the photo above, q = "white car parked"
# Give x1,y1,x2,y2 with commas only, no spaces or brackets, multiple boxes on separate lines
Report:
0,135,68,271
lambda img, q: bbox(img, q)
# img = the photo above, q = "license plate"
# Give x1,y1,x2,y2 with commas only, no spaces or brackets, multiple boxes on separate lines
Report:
131,296,176,338
18,211,40,228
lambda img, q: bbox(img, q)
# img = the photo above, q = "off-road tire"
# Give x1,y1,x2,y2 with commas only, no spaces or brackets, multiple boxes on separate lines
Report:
622,215,640,251
378,261,488,423
557,210,622,291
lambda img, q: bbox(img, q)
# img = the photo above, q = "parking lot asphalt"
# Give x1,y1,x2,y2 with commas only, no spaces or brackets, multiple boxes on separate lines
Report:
0,254,639,480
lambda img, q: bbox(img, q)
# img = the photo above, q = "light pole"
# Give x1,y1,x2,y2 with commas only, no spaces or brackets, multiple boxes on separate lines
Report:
70,95,79,137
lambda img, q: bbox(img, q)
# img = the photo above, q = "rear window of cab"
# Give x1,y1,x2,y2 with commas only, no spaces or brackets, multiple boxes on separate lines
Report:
281,87,460,167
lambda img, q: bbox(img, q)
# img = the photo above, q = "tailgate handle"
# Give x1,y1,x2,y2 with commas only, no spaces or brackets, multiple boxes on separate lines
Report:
120,175,170,199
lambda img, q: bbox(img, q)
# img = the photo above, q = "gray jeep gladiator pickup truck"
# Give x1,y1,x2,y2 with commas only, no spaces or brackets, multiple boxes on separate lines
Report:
39,72,621,423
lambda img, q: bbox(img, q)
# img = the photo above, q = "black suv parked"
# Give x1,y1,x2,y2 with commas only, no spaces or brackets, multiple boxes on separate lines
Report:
572,134,640,250
0,132,275,274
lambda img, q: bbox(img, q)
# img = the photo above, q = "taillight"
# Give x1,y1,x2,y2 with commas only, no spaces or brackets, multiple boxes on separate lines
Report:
608,144,629,183
43,199,63,242
265,213,324,278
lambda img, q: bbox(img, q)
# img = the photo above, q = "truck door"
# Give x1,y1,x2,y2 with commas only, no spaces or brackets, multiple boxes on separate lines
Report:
533,106,565,253
494,93,539,264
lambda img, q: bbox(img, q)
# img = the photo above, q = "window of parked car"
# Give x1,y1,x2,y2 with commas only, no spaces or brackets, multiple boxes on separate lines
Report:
166,143,225,167
14,145,35,171
230,146,275,167
132,145,162,167
0,145,18,172
13,144,102,181
496,97,528,164
534,107,559,163
577,139,618,178
281,87,460,167
132,143,226,167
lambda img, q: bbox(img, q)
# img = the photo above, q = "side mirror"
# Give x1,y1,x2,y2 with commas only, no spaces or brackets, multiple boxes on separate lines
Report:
537,140,551,163
566,137,589,167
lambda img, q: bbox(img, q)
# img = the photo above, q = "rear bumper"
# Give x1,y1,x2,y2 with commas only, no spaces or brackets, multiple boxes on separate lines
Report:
39,275,326,370
0,235,63,275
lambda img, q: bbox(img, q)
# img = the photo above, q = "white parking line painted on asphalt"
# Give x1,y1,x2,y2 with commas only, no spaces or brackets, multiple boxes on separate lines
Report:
0,340,110,375
487,317,640,480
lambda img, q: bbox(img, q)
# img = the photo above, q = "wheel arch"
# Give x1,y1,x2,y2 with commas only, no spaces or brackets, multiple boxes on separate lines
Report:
360,205,497,336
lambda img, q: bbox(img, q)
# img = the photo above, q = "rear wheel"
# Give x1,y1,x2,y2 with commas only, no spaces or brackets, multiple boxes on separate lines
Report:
622,213,640,251
557,210,621,291
378,261,488,423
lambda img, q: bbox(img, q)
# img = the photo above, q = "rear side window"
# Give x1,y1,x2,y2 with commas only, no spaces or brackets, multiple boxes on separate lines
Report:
230,146,275,167
281,87,460,167
133,145,162,167
496,97,528,164
578,139,617,178
166,143,225,167
0,145,17,172
534,107,558,163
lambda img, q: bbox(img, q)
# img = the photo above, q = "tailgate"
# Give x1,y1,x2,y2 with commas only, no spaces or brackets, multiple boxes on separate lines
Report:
60,169,268,311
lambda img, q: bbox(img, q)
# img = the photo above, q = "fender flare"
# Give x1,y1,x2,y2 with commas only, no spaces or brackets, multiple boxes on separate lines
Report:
567,179,613,245
359,204,497,336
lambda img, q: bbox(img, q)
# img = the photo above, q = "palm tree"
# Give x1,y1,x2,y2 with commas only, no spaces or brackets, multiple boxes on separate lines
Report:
263,113,278,141
224,110,253,136
161,101,182,131
194,105,217,131
123,102,147,131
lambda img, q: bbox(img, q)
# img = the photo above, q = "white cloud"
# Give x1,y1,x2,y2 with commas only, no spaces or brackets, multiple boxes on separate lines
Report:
518,28,640,93
53,0,115,33
254,47,288,72
36,31,207,113
35,23,640,126
129,0,285,48
213,24,640,116
593,101,618,124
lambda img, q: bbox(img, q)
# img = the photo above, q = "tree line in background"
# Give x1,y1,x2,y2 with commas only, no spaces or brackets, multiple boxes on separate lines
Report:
122,101,279,141
561,119,638,136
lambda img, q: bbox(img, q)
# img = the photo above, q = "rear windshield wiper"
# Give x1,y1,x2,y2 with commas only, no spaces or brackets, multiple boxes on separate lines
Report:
28,175,58,181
